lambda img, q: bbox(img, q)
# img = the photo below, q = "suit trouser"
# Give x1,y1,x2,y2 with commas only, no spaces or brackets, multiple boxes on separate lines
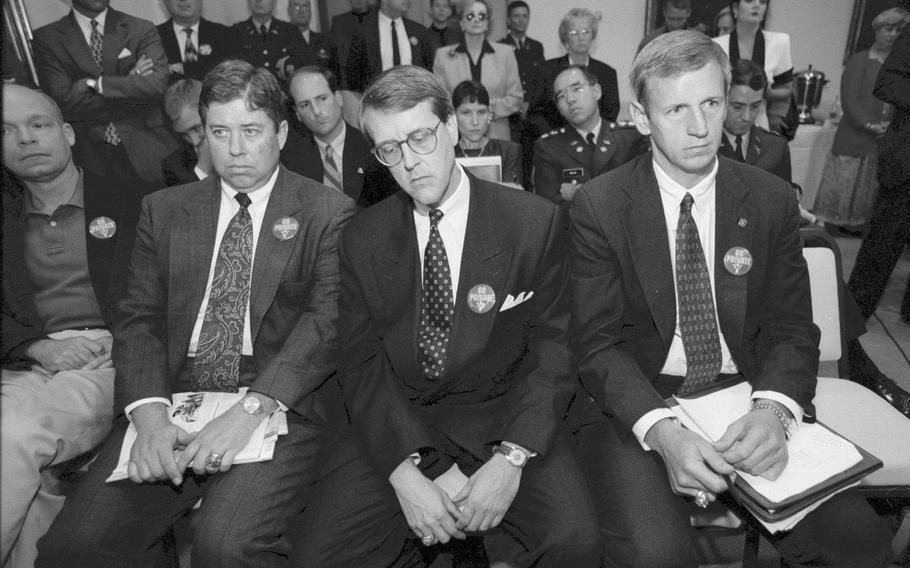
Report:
291,428,601,568
36,411,324,568
0,364,114,568
575,418,894,568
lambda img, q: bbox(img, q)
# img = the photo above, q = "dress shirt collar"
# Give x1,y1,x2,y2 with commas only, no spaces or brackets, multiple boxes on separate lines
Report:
573,117,602,143
378,10,403,28
653,156,718,215
314,121,347,155
73,8,108,43
173,20,200,38
412,164,469,219
300,28,311,43
219,166,279,209
253,17,273,32
723,129,750,159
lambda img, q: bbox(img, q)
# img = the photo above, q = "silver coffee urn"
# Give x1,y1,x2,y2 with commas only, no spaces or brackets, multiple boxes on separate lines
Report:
795,65,829,124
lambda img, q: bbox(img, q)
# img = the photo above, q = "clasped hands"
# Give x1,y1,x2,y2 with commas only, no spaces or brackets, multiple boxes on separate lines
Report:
127,401,262,485
645,408,789,504
390,454,521,546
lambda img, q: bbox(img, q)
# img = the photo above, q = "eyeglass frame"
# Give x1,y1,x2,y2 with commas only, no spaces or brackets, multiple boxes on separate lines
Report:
371,120,445,167
463,12,488,22
566,28,593,38
554,81,595,104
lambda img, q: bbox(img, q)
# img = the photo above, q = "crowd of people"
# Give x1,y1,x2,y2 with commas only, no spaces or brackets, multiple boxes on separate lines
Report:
2,0,909,567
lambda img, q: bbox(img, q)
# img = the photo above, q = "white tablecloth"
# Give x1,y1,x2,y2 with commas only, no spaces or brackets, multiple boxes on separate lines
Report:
789,124,837,209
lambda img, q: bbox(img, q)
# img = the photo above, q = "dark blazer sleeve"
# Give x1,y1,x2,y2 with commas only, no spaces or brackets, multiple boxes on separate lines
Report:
532,137,563,204
874,27,910,110
499,139,522,185
98,14,169,102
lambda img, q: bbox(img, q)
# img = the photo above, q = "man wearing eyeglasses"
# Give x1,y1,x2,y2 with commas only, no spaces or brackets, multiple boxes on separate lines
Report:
533,66,647,205
291,65,599,568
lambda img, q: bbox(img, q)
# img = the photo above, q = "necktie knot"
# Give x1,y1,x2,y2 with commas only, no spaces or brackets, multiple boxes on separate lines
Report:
585,132,596,149
260,24,268,38
429,208,443,227
91,19,99,31
184,27,193,37
680,192,694,215
235,193,252,209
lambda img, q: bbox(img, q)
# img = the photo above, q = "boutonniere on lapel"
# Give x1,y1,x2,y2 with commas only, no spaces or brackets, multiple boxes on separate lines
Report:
317,47,328,59
409,36,418,46
169,62,185,75
199,44,212,56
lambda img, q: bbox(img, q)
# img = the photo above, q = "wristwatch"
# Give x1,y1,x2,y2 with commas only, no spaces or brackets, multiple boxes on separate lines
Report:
241,395,264,416
752,399,797,440
493,444,529,468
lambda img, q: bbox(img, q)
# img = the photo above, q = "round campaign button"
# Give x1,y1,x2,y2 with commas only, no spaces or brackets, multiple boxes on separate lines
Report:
467,284,496,314
723,247,753,276
272,217,299,241
575,146,583,153
738,218,748,228
89,216,117,239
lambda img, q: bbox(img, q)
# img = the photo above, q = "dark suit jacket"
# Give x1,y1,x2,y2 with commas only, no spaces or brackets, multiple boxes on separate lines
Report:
231,17,314,77
112,166,355,416
33,9,177,185
570,155,820,435
533,124,648,204
529,55,620,131
1,170,144,368
498,35,545,96
280,121,397,208
338,176,575,478
161,143,199,187
156,18,232,82
344,12,432,92
874,26,910,191
719,125,792,183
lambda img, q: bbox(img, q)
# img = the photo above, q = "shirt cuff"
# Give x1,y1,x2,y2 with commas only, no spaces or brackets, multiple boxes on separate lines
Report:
632,408,677,451
125,397,171,421
97,77,104,95
751,390,803,427
193,165,208,181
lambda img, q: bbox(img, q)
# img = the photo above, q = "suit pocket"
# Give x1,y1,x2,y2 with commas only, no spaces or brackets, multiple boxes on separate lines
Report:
116,54,137,75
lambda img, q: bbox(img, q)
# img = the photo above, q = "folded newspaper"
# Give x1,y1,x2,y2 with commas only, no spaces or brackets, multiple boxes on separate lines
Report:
106,388,288,483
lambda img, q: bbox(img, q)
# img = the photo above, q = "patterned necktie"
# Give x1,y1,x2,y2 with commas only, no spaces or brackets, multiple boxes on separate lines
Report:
418,209,454,379
323,145,342,191
90,19,104,72
675,193,722,396
260,24,268,41
192,193,254,391
586,131,596,150
183,27,198,62
391,20,401,66
734,135,745,162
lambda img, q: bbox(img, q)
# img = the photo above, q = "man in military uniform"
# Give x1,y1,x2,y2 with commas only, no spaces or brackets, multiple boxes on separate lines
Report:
533,66,647,205
329,0,373,84
232,0,314,80
287,0,339,78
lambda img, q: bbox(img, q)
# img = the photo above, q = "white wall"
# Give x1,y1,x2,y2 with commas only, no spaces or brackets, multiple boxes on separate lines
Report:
22,0,855,119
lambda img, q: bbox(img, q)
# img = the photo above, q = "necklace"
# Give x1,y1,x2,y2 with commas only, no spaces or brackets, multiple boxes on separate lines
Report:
459,140,487,157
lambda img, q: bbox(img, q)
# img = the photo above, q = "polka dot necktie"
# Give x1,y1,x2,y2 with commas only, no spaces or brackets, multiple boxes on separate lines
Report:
418,209,454,379
675,193,722,396
192,193,254,391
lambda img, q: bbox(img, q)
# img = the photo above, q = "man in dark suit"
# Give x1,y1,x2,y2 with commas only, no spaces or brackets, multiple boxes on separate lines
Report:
499,0,545,188
533,66,647,205
344,0,432,92
37,60,355,568
527,8,620,134
637,0,694,53
32,0,178,187
426,0,462,58
718,59,791,182
1,84,143,568
569,31,893,567
283,66,397,207
291,65,599,568
287,0,340,78
329,0,373,83
232,0,314,80
161,78,213,186
157,0,232,83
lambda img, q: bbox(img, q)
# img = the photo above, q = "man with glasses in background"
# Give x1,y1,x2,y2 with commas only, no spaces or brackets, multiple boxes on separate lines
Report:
291,65,599,568
533,65,647,205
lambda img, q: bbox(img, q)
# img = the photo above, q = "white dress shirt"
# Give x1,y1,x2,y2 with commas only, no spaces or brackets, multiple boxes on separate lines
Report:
72,8,107,47
631,158,803,448
413,165,469,300
125,168,280,417
378,11,413,71
573,117,602,144
172,21,200,62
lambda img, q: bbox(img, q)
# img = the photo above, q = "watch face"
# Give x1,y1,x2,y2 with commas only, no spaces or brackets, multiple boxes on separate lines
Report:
242,396,261,414
507,448,527,466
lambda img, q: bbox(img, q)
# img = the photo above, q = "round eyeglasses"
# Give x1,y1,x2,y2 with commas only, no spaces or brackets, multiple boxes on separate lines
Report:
567,28,593,38
372,121,443,167
463,12,488,22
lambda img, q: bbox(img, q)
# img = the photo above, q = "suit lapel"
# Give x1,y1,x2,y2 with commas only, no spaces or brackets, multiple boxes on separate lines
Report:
175,178,220,355
160,20,180,62
375,193,423,381
62,12,100,74
249,167,302,340
447,178,509,374
102,9,127,75
624,161,676,347
714,162,750,350
366,14,382,76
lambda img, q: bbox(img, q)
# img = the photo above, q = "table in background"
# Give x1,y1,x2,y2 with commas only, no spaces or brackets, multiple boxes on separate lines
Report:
789,123,837,210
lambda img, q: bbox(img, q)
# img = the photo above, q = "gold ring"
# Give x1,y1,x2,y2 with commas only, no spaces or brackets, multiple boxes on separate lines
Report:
205,452,223,470
421,535,437,547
